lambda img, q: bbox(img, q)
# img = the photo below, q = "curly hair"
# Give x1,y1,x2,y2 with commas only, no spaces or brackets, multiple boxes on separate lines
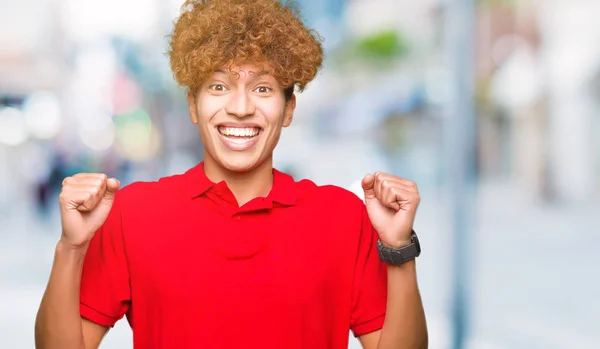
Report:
168,0,324,96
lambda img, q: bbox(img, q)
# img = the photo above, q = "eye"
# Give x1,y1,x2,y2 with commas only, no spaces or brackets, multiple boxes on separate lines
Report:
255,86,273,94
209,84,227,92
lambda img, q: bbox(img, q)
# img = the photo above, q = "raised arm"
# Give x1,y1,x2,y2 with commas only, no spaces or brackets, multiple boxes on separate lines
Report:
35,174,120,349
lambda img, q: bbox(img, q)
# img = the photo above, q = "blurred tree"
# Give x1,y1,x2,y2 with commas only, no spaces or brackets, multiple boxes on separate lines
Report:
354,29,409,61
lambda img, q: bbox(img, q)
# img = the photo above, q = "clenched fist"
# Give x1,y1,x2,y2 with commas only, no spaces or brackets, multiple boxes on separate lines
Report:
361,172,420,248
58,173,120,249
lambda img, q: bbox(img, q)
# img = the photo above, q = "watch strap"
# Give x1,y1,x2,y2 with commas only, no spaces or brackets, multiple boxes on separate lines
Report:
377,230,421,265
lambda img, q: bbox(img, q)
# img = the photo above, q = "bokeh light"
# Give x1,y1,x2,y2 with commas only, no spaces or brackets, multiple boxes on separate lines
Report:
79,117,116,151
114,108,161,161
22,92,62,140
0,107,29,146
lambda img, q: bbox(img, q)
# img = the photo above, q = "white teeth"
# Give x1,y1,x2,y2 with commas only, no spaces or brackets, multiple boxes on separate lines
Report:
219,127,259,137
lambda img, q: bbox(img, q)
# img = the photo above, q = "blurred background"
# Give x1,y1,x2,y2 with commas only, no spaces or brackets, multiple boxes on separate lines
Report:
1,0,599,348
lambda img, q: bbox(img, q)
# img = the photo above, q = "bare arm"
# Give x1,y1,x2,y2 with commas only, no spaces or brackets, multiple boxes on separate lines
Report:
358,173,428,348
359,260,428,349
35,174,121,349
35,241,109,349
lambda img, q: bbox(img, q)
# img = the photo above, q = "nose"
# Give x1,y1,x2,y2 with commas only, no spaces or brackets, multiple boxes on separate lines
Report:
224,90,255,118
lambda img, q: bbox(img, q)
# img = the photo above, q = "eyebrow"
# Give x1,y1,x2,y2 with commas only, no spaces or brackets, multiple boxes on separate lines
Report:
251,70,272,76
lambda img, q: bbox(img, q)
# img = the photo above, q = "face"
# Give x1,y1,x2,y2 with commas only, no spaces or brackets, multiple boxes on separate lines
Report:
188,63,296,173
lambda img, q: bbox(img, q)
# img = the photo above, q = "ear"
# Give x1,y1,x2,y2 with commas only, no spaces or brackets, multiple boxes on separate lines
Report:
282,94,296,128
188,91,198,124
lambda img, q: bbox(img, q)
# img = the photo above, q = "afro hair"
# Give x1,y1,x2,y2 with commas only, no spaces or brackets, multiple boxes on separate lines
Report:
168,0,324,95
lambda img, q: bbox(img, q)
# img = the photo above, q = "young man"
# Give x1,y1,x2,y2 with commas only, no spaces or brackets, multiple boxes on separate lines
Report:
35,0,427,348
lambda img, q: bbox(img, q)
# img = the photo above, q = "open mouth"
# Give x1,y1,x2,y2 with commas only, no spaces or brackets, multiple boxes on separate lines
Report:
216,125,262,151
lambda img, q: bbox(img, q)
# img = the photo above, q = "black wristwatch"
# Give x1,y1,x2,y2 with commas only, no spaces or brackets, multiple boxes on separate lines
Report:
377,230,421,265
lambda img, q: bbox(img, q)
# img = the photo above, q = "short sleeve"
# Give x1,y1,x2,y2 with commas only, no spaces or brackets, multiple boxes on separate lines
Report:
350,204,388,337
79,192,131,327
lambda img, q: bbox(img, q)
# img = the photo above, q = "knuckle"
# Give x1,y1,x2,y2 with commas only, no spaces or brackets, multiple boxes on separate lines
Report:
384,181,396,190
62,177,72,186
90,186,100,196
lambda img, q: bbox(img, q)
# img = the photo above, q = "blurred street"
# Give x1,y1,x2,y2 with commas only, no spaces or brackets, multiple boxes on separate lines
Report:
2,0,600,348
2,179,598,349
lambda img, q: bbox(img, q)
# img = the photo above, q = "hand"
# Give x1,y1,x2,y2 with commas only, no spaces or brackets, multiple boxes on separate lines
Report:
361,172,420,248
58,174,120,249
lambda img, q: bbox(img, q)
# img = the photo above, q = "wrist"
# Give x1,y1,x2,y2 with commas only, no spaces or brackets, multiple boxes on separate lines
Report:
377,230,421,265
56,239,89,257
53,240,88,274
380,238,413,249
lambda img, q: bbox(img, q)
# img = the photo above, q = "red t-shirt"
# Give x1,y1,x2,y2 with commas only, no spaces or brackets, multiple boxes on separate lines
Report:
80,162,387,348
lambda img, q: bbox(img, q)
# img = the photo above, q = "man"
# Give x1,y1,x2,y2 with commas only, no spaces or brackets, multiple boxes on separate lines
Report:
35,0,428,348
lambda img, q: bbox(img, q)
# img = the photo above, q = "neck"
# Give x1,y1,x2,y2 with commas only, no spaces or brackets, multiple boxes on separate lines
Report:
202,154,274,207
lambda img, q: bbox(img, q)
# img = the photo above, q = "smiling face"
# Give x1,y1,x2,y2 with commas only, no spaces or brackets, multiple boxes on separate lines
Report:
188,63,296,174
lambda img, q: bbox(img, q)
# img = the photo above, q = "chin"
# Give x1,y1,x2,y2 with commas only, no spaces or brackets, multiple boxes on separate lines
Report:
213,151,266,174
